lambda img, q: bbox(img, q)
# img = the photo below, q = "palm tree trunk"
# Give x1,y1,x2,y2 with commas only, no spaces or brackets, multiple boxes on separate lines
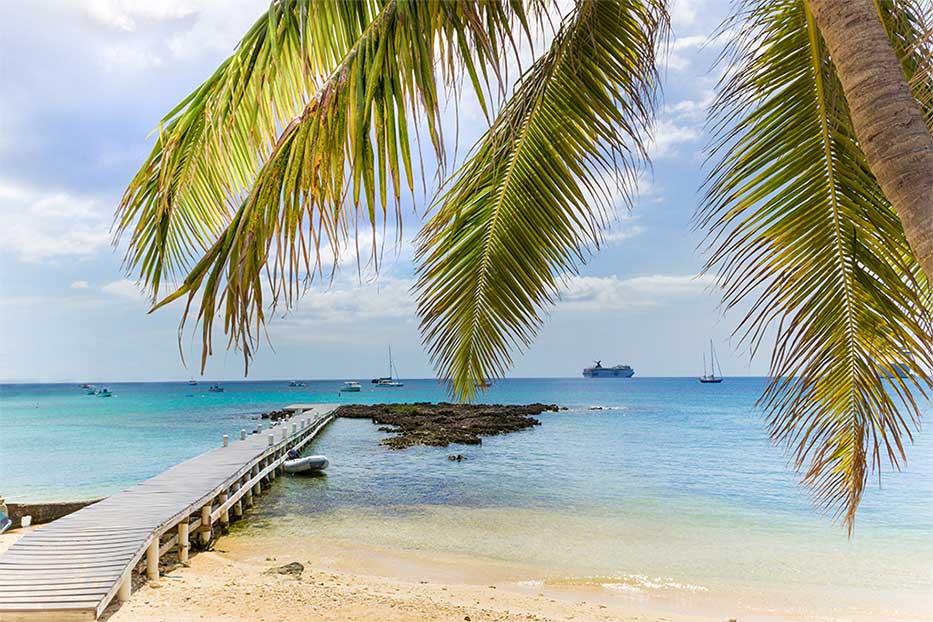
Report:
808,0,933,280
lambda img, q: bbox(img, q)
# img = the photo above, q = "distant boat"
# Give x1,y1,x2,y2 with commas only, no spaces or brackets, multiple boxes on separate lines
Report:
699,340,724,383
97,388,113,397
476,380,493,389
583,361,635,378
340,381,362,393
208,384,224,393
288,380,307,387
80,383,92,389
373,346,403,387
84,385,97,395
187,379,198,386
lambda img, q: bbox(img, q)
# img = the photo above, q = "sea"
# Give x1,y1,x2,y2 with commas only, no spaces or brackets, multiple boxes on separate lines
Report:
1,378,931,620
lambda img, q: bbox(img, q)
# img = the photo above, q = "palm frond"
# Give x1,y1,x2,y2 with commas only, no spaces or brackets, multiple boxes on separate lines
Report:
145,0,525,372
415,0,667,401
875,0,933,126
699,0,933,532
116,0,384,300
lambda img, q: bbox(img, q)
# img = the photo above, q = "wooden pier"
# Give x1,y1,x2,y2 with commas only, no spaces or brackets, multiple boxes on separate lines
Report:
0,404,337,622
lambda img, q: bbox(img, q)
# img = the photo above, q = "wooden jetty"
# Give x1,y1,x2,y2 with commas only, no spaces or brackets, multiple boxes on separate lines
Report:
0,404,337,622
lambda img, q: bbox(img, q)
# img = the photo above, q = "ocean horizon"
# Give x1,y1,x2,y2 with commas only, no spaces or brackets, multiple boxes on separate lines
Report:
2,377,930,619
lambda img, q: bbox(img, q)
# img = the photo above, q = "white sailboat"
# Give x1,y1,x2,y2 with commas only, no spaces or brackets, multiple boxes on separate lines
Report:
374,346,403,387
699,340,724,383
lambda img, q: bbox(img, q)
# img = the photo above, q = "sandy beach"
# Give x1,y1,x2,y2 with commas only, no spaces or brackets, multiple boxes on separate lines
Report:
0,529,730,622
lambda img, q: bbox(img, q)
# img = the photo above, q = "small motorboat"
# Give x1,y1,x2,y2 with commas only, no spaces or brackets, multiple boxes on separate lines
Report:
288,380,307,387
283,453,329,474
187,379,198,386
208,384,224,393
97,388,113,397
340,381,361,392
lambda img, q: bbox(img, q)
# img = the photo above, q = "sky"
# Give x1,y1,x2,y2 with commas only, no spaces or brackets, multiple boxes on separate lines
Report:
0,0,771,383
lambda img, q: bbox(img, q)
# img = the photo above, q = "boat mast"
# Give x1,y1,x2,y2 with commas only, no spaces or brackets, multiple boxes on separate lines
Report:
702,351,708,377
388,346,393,379
710,340,721,379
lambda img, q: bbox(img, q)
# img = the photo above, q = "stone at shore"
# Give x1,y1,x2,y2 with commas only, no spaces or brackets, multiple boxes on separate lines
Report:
334,403,558,450
264,561,304,577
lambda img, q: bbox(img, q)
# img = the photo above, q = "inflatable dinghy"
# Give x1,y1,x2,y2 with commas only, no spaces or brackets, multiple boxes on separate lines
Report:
283,455,328,474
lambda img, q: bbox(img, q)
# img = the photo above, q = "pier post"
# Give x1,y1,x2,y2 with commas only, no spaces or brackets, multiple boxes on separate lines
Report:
240,429,247,440
222,434,229,447
200,505,211,545
117,570,132,602
267,433,274,447
177,520,190,563
234,481,244,518
292,422,297,435
257,422,263,432
252,465,261,495
146,537,159,584
219,490,229,527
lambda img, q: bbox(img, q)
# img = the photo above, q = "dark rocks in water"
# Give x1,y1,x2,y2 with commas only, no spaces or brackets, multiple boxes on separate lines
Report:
264,561,304,577
260,409,291,421
448,454,466,461
334,402,558,450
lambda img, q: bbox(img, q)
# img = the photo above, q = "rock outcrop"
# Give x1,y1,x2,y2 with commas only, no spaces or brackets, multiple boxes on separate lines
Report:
335,403,558,449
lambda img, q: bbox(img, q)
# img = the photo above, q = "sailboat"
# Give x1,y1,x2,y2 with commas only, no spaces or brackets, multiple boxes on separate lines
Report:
373,346,404,387
699,340,724,383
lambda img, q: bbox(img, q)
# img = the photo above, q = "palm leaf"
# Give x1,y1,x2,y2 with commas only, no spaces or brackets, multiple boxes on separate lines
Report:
876,0,933,126
115,0,384,300
415,0,667,400
699,0,933,531
144,0,525,371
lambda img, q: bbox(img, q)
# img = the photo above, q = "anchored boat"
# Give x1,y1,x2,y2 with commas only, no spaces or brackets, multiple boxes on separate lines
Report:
699,340,724,383
340,381,362,392
372,346,404,387
583,361,635,378
283,449,329,474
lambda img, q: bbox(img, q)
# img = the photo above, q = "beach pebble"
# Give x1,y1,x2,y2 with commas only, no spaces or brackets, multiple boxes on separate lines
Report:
264,561,304,577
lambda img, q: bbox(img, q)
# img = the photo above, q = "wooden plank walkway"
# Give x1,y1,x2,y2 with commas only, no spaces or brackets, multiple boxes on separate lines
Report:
0,404,337,622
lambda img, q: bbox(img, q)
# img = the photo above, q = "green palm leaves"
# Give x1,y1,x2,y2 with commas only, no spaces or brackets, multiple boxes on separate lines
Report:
416,0,667,400
699,0,933,530
116,0,383,300
116,0,523,370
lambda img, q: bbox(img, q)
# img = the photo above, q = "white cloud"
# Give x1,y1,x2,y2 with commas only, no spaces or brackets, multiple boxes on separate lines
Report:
70,281,90,289
286,277,416,327
0,179,111,262
84,0,198,32
669,0,700,30
559,273,716,311
663,95,714,120
603,223,645,244
101,278,146,301
649,120,703,159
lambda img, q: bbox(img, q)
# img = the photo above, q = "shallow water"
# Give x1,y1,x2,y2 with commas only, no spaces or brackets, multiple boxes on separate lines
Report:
1,378,931,618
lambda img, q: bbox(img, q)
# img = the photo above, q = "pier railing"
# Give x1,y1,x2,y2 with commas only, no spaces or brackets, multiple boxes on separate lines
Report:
0,404,336,622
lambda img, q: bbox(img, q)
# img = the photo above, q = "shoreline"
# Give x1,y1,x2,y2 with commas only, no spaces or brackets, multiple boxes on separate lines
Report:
0,530,758,622
4,524,916,622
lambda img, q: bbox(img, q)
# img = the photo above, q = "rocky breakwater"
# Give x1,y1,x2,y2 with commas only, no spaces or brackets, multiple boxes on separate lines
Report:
334,402,559,449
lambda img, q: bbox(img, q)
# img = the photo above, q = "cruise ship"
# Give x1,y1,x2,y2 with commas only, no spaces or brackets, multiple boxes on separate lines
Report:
582,361,635,378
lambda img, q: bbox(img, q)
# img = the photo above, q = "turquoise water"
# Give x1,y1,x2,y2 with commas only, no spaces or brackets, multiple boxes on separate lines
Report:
1,378,931,618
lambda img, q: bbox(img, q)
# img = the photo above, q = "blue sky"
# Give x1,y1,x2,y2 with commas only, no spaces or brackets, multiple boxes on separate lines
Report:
0,0,769,382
